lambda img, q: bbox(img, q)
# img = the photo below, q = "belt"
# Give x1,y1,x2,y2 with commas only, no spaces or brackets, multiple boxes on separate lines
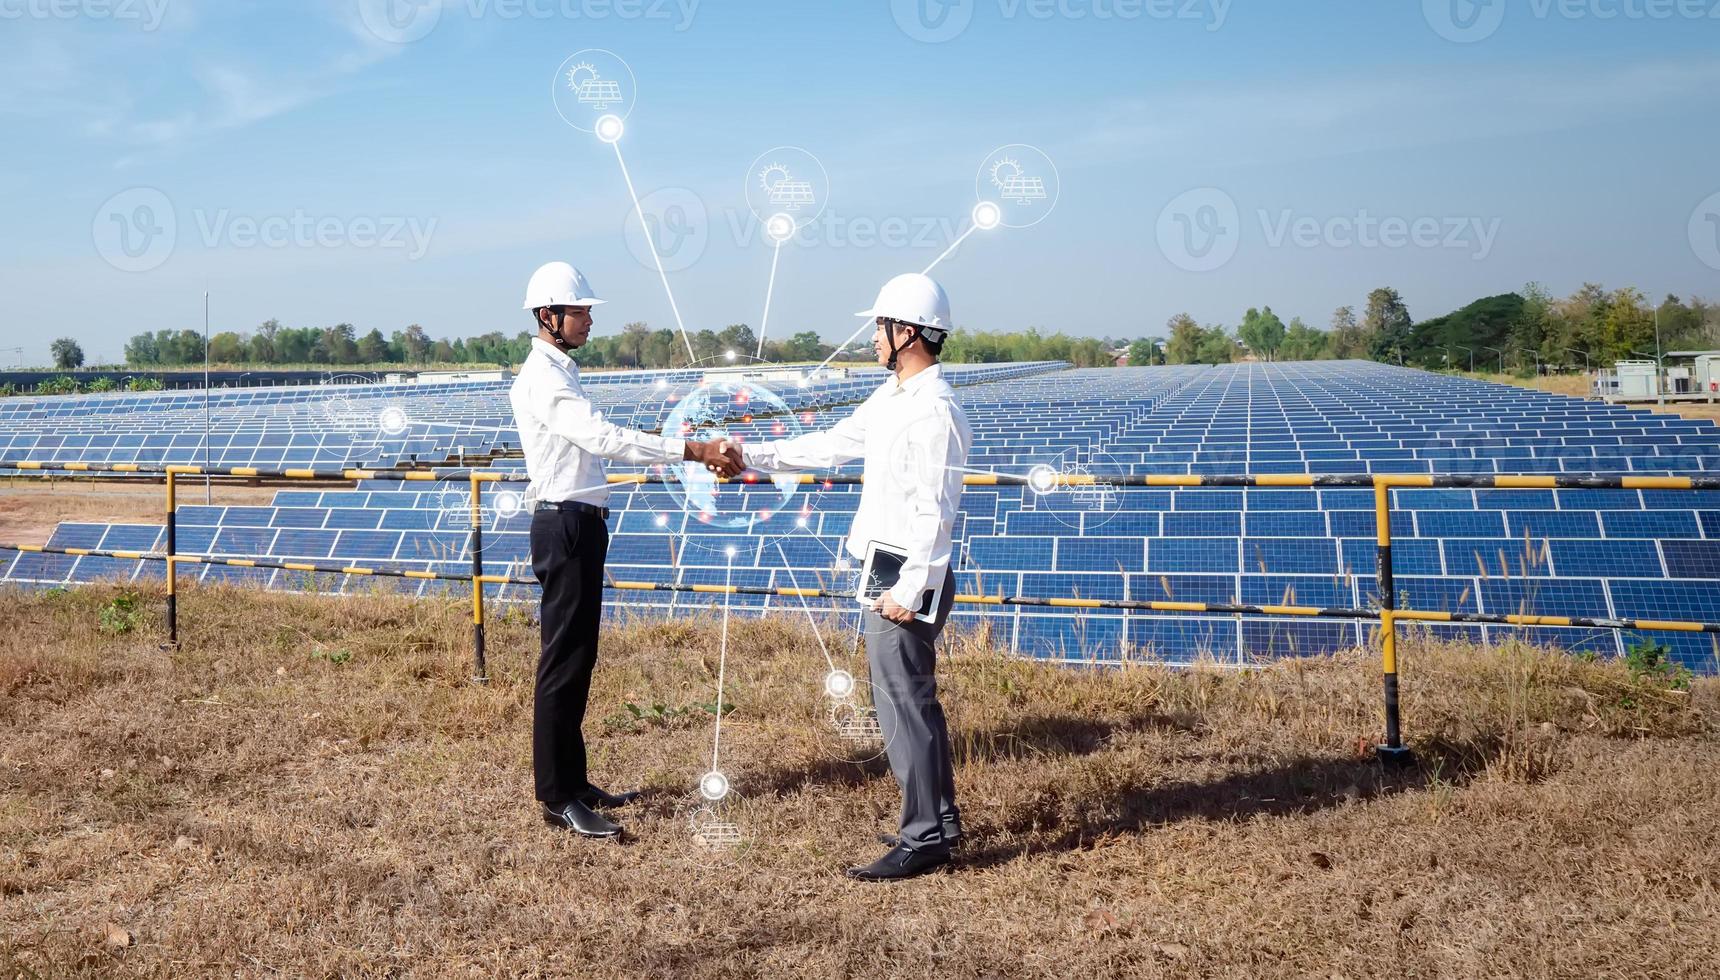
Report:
534,500,611,519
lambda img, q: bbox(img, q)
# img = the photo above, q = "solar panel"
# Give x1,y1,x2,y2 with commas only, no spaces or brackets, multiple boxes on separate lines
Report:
9,360,1719,667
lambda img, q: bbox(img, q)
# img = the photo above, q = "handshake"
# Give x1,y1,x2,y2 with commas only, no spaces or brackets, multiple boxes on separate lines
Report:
683,438,745,478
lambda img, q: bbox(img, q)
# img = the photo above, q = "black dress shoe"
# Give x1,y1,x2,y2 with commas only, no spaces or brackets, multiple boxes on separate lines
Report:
541,800,622,838
845,844,951,882
579,784,642,809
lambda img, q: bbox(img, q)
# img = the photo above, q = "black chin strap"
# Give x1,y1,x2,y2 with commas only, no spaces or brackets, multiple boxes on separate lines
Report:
885,320,919,372
544,308,574,352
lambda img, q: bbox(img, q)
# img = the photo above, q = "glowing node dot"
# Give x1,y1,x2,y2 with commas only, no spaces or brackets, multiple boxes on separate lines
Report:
765,212,794,243
973,200,1002,230
699,770,730,801
656,377,668,388
724,545,737,558
725,350,737,361
595,114,624,143
378,406,409,434
654,513,669,527
1027,464,1060,495
796,516,808,527
494,491,522,517
824,670,855,699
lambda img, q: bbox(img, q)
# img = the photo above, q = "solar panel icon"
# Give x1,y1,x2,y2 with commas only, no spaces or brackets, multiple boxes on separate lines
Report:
990,157,1046,205
758,162,815,211
578,79,622,109
565,62,622,110
768,179,815,209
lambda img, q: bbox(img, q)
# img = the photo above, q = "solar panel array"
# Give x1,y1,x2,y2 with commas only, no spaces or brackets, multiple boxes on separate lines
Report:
6,360,1719,669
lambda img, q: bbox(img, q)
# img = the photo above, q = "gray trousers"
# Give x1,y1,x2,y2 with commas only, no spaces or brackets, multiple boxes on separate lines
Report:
863,569,960,853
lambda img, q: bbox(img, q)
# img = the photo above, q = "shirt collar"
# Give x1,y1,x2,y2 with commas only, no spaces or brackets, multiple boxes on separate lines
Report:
890,362,944,395
531,335,575,370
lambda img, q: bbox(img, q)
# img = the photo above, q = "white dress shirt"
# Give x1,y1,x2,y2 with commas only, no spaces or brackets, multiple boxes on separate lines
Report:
509,337,686,507
743,363,972,611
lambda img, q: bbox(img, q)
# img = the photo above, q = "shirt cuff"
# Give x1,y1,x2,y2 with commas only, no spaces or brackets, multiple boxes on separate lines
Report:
888,580,925,614
664,437,687,462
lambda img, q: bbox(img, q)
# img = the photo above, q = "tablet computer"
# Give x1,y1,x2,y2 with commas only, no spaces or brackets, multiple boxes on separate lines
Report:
857,540,941,624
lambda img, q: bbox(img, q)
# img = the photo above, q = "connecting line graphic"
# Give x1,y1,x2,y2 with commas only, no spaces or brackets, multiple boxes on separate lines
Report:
755,240,784,359
921,219,977,276
772,540,837,674
611,139,698,363
708,551,735,779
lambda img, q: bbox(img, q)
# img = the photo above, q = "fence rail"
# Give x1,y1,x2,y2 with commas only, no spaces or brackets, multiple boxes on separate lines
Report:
5,459,1719,765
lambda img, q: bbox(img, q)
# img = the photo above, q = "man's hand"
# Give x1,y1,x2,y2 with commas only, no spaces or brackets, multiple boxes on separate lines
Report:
875,593,917,624
685,439,744,478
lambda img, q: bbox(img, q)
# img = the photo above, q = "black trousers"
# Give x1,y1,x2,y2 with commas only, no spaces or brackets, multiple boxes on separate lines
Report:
529,508,609,804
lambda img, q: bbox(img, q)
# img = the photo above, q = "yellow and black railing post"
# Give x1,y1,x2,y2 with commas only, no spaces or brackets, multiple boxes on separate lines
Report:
1374,475,1412,766
161,466,180,650
468,472,488,684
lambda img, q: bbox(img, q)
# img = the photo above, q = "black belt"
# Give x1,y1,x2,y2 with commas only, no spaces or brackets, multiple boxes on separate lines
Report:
534,500,610,519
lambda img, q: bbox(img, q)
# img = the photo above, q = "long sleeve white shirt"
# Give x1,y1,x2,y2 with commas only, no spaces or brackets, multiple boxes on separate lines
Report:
508,337,686,507
742,363,972,611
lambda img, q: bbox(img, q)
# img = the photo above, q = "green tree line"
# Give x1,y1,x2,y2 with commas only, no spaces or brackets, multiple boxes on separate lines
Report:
1131,283,1717,371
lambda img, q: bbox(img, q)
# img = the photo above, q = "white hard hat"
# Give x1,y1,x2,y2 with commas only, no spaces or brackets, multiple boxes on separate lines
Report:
855,273,952,339
522,261,607,310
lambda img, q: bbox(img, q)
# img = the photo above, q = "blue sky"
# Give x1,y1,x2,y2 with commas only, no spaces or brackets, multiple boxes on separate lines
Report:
2,0,1718,366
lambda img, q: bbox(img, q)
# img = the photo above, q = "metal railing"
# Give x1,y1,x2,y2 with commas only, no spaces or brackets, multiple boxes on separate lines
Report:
4,459,1719,765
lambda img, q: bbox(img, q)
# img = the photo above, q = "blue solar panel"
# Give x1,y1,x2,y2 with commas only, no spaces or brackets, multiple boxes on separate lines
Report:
1149,538,1237,574
1661,541,1720,579
1548,540,1663,578
9,360,1719,667
1054,537,1145,573
1600,511,1699,538
1506,511,1602,538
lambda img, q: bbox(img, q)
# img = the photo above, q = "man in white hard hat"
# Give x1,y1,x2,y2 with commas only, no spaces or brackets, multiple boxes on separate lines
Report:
738,272,972,881
511,261,743,839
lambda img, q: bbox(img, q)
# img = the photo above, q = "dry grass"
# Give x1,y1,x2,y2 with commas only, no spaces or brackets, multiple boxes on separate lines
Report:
3,585,1719,978
1463,371,1720,422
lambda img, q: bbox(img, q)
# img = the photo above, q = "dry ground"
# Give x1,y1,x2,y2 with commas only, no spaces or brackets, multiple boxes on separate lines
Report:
0,480,289,548
3,584,1718,978
1463,372,1720,422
